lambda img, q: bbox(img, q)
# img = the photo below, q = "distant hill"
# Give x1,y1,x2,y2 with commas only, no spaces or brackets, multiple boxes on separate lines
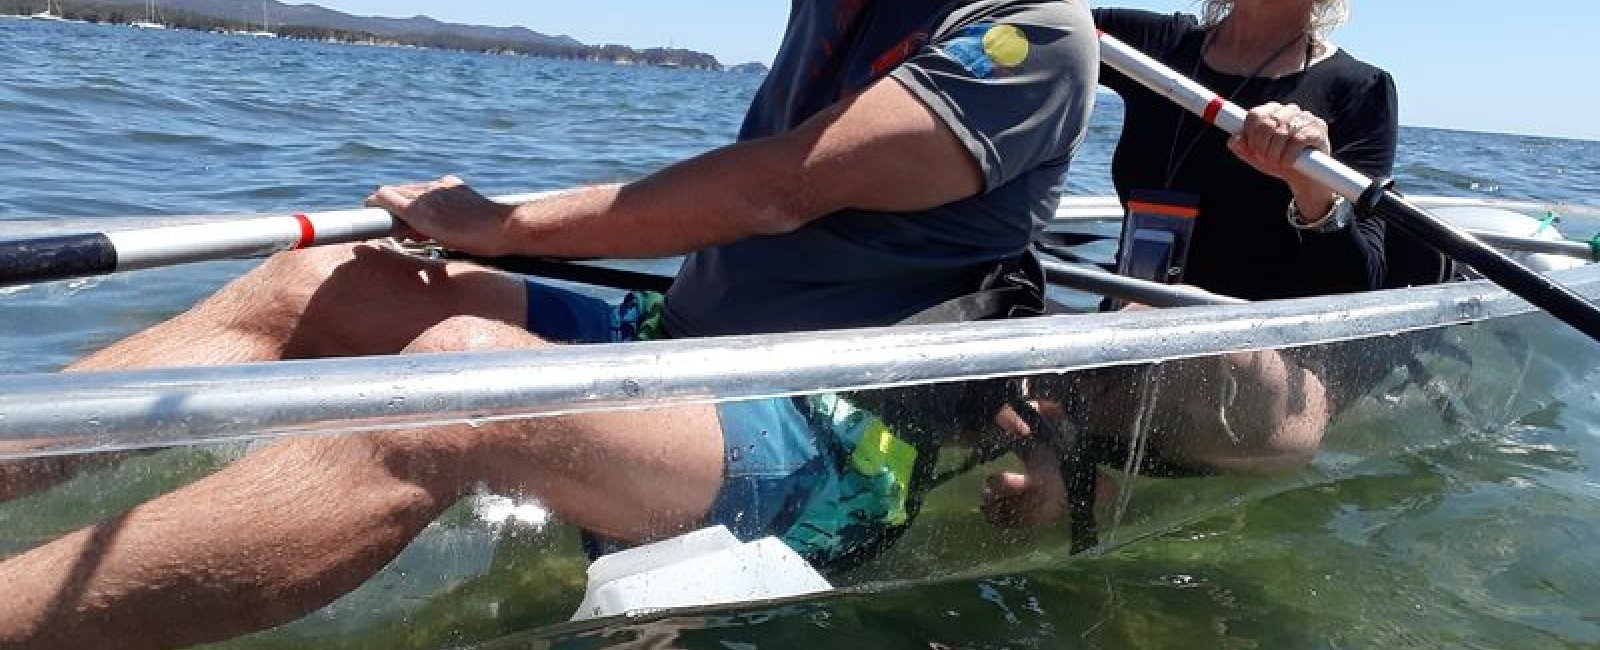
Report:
133,0,585,50
727,62,770,75
11,0,723,69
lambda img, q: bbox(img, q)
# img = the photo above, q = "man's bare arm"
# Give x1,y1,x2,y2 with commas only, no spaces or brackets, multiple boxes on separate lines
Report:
370,77,982,259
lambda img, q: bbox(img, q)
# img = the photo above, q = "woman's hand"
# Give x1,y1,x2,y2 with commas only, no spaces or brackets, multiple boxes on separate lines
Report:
1227,102,1330,179
1228,102,1340,223
981,470,1066,529
979,401,1068,528
366,175,518,257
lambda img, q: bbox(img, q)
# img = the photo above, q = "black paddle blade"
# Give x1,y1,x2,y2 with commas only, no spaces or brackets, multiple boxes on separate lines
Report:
1374,191,1600,342
0,233,118,288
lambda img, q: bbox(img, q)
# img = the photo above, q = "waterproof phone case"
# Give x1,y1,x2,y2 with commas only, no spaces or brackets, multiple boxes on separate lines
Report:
1112,189,1199,308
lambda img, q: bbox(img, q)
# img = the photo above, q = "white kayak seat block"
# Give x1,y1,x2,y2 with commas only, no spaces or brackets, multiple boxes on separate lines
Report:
572,526,833,621
1435,206,1587,273
470,492,552,529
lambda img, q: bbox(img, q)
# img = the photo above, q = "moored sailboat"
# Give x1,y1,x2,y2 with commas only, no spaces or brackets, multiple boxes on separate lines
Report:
232,0,276,37
129,0,164,29
27,0,68,21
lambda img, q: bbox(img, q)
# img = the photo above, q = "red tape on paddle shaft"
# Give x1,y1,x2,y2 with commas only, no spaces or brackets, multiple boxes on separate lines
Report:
293,214,315,249
1202,97,1224,125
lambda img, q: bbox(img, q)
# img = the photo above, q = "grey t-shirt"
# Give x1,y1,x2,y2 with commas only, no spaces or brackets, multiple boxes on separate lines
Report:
664,0,1097,338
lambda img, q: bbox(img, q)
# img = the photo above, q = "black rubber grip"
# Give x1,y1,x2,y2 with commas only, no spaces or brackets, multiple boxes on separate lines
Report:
0,233,118,288
450,254,675,293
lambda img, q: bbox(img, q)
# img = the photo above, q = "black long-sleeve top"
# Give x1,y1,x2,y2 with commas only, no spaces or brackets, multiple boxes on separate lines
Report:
1094,8,1399,299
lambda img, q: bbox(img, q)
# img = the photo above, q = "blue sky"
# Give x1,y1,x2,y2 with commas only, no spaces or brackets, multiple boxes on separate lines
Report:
314,1,1598,141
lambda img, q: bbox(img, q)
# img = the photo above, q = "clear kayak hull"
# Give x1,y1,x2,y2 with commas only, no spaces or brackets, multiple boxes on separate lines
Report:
2,262,1598,647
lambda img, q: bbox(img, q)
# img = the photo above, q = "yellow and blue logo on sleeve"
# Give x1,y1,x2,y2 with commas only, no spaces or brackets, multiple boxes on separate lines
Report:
943,22,1031,78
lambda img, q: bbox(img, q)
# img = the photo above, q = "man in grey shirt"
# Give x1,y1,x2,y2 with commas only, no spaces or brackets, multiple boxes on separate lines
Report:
668,1,1093,337
0,1,1096,647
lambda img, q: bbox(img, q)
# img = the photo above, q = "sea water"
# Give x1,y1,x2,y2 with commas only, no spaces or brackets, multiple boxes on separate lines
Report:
2,19,1599,649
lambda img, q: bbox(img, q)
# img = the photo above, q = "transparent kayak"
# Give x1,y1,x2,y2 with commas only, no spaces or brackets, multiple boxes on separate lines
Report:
1,202,1598,648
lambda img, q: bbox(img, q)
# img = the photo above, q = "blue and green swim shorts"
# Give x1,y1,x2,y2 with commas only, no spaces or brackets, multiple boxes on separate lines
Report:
523,279,911,566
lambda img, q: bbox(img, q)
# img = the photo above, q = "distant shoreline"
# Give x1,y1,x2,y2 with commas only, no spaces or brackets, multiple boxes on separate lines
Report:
0,0,771,74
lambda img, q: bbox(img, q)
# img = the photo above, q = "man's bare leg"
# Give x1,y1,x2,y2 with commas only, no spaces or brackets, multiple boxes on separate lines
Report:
1052,352,1333,475
1166,351,1332,473
0,242,528,502
0,316,726,650
981,353,1333,527
70,242,530,371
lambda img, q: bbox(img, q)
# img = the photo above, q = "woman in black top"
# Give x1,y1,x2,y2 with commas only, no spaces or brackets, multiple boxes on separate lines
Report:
1095,0,1398,299
983,1,1401,530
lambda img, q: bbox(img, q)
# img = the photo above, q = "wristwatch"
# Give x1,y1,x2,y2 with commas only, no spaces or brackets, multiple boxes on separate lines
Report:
1287,195,1353,234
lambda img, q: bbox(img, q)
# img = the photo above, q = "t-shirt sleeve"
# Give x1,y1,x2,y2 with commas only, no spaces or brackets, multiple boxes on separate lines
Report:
887,1,1098,191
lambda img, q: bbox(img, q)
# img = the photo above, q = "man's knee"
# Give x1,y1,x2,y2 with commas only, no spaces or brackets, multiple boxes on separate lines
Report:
1176,399,1329,475
204,244,366,334
403,315,547,354
272,245,520,358
261,425,474,508
256,243,364,286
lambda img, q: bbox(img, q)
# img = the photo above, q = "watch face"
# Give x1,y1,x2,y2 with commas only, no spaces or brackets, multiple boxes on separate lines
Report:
1324,198,1353,232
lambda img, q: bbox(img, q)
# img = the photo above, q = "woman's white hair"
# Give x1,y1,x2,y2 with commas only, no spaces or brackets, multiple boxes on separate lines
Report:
1202,0,1349,34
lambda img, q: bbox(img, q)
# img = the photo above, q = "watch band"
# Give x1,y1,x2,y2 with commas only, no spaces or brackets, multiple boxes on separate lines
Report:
1287,195,1352,234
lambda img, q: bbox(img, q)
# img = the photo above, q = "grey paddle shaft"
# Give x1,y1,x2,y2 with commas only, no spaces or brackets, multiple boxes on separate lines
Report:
1096,34,1369,198
1039,257,1246,307
1469,231,1595,261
